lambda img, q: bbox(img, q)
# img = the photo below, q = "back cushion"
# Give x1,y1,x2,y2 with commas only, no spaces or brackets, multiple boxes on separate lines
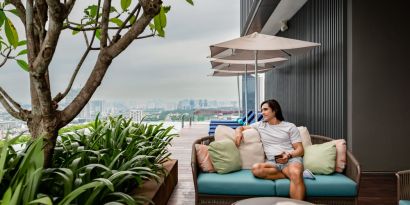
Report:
214,125,235,142
214,125,265,169
297,126,312,148
303,142,336,175
208,139,242,174
240,129,265,169
331,139,347,173
195,144,215,173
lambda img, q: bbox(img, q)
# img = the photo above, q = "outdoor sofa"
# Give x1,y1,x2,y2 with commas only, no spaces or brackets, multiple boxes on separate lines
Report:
397,170,410,205
191,135,361,205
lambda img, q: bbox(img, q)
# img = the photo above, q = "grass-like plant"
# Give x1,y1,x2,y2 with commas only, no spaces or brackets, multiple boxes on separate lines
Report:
41,115,177,204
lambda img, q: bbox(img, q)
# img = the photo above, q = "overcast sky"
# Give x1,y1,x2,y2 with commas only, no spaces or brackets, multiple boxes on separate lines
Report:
0,0,240,104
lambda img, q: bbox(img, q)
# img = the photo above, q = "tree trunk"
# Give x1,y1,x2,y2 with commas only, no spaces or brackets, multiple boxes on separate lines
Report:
28,114,59,168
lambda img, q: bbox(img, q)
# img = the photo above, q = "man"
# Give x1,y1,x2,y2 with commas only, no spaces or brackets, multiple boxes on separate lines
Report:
235,99,305,200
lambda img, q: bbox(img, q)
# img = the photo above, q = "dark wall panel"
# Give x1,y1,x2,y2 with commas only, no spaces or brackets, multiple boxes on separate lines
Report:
265,0,347,139
349,0,410,171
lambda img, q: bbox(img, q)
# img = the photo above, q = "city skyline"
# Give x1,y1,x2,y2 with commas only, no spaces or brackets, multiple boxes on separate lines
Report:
0,0,240,105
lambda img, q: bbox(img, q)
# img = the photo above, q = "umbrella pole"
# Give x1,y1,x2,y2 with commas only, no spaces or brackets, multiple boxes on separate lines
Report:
254,50,259,122
245,65,248,125
237,75,241,118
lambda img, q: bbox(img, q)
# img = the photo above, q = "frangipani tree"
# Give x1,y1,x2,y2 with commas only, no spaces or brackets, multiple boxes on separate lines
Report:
0,0,193,167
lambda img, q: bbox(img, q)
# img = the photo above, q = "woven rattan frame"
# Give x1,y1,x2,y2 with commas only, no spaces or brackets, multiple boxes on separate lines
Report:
397,169,410,203
191,135,361,205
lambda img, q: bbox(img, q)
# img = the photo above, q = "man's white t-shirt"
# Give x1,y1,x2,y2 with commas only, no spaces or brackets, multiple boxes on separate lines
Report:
250,121,302,160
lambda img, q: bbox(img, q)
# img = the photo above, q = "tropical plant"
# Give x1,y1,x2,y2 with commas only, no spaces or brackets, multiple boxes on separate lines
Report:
0,135,52,205
0,116,177,204
0,0,193,167
39,115,177,204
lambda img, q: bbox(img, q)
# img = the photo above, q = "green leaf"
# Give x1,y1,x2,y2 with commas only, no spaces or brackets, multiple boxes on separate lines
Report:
121,0,131,11
148,23,155,31
17,49,27,56
87,5,98,18
17,40,27,46
110,18,124,27
6,9,19,16
185,0,194,6
0,10,6,27
16,59,29,71
110,6,118,13
159,7,166,27
129,15,136,25
5,19,19,48
163,6,171,13
29,197,53,205
1,188,12,204
95,29,101,40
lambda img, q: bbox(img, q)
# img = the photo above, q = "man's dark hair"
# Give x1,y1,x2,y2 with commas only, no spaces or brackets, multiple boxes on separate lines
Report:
261,99,285,121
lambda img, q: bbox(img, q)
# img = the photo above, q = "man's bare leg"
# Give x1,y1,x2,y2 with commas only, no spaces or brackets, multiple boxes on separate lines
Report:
251,163,286,180
282,163,305,200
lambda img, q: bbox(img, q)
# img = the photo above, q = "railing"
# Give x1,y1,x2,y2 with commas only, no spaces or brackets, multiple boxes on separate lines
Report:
181,114,192,128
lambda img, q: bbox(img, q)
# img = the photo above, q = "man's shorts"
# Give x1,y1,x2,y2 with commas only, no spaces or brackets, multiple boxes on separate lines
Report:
266,157,303,171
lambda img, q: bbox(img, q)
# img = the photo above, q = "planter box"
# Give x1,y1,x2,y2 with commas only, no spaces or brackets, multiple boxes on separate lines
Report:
133,159,178,205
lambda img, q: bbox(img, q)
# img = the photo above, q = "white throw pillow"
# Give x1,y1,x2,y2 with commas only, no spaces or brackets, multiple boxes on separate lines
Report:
214,125,235,142
297,126,312,148
240,129,265,169
214,125,265,169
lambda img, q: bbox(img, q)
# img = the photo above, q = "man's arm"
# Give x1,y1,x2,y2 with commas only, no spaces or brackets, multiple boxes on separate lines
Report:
289,142,304,158
235,125,251,147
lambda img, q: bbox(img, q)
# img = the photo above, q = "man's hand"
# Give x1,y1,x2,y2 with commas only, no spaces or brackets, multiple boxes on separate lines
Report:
235,134,243,147
275,152,291,164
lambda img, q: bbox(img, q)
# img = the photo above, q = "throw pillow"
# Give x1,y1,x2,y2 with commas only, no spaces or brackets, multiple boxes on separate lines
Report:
214,125,235,142
240,129,265,169
214,125,265,169
330,139,347,173
195,144,215,172
303,142,336,175
208,139,242,174
297,126,312,148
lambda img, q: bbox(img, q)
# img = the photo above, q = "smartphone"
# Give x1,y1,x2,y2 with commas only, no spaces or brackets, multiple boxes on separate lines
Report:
274,154,283,159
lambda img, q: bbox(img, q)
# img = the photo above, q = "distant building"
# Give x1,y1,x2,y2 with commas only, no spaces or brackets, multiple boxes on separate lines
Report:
129,110,144,122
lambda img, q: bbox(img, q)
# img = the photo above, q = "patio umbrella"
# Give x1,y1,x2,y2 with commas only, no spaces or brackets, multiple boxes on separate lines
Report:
209,32,320,121
209,68,273,125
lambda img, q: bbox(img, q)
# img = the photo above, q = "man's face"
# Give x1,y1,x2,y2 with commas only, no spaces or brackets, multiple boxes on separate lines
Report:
261,103,275,121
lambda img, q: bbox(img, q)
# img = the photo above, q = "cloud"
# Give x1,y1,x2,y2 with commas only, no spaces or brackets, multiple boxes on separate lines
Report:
0,0,240,104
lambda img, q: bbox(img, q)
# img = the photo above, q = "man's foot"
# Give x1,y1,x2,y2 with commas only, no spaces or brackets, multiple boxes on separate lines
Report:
303,169,315,179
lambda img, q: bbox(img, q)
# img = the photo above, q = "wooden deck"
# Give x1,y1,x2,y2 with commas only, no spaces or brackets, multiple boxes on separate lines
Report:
167,124,396,205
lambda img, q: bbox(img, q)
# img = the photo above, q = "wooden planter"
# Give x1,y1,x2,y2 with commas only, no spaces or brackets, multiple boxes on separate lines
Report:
132,159,178,205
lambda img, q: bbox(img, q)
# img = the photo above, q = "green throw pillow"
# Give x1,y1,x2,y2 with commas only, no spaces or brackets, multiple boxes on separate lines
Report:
303,142,336,175
208,139,242,174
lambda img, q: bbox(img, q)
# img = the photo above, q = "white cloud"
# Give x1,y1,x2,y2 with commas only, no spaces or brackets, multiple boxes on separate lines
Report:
0,0,240,104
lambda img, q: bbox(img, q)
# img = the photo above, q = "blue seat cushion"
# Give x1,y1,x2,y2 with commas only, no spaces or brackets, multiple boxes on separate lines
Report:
400,200,410,205
275,173,357,197
197,170,276,196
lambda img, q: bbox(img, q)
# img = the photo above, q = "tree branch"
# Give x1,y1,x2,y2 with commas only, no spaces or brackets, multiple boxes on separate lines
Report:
100,0,111,48
107,0,162,58
60,50,113,125
113,4,141,42
136,34,154,39
53,0,102,104
0,87,30,121
0,48,12,67
9,0,27,25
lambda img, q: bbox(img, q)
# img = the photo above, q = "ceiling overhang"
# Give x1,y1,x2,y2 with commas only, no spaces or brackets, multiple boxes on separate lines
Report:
242,0,308,36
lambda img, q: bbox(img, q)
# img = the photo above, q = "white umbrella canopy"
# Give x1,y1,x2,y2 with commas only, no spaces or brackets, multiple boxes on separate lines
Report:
210,32,321,60
209,32,320,121
210,57,287,72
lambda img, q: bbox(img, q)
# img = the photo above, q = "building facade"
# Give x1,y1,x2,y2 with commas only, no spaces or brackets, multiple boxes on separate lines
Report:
240,0,410,171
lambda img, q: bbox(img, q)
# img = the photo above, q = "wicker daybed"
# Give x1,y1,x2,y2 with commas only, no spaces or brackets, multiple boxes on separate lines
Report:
191,135,361,205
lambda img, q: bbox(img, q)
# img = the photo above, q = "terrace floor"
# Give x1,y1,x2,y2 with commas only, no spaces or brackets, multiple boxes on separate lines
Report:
167,123,396,205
